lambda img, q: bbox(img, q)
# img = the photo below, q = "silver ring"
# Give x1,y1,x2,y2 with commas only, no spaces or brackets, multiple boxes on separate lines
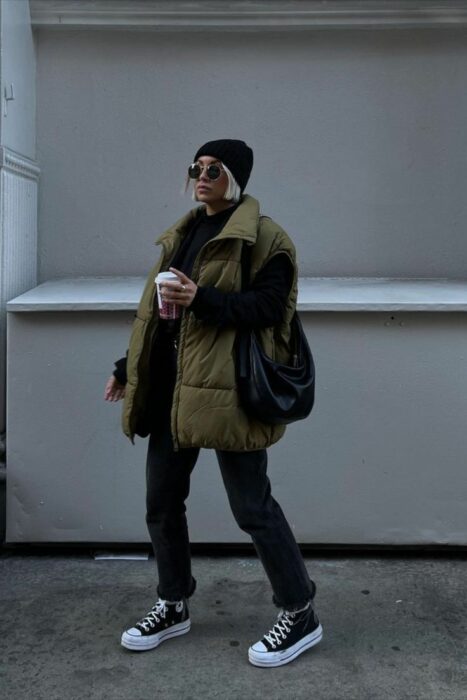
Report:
181,284,186,292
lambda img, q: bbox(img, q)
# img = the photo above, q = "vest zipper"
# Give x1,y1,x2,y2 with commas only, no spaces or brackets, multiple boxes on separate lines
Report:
170,239,211,451
170,234,242,451
171,307,186,451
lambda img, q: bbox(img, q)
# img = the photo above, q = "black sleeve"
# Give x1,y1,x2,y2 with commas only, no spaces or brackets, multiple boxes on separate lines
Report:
113,353,128,385
189,252,295,329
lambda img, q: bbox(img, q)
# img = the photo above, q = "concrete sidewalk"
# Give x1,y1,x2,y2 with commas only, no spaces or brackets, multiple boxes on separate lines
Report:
1,551,466,699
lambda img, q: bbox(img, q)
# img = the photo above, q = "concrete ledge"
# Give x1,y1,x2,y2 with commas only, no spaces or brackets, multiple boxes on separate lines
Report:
7,277,146,312
298,277,467,312
6,276,467,312
29,0,467,31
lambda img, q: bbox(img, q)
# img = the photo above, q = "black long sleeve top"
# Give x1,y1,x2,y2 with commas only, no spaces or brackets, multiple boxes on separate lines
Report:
113,204,294,385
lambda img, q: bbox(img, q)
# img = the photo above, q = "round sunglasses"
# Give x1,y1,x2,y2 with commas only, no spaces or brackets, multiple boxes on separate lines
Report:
188,162,224,181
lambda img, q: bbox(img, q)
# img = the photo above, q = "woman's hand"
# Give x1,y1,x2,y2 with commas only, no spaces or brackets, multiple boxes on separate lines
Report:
159,267,198,307
104,375,126,401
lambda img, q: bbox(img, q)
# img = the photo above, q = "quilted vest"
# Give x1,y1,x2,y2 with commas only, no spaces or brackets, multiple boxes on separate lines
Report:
121,194,298,451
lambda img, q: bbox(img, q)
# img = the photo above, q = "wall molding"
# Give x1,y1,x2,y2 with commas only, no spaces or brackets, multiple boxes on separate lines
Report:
29,1,467,31
0,147,40,182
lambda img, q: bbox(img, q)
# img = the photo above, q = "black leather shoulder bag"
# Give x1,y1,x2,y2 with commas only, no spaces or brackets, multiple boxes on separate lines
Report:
235,242,316,425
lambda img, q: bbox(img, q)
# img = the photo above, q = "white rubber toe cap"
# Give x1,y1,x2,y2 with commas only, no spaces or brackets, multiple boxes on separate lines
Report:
124,627,142,637
250,641,268,653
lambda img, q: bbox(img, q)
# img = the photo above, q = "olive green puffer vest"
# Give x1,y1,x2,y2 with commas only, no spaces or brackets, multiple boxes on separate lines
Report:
122,194,298,451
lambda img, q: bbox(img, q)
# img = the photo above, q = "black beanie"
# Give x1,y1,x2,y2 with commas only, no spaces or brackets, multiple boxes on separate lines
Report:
194,139,254,193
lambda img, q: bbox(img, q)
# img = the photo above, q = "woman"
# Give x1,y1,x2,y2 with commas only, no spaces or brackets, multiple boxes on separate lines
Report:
104,139,323,667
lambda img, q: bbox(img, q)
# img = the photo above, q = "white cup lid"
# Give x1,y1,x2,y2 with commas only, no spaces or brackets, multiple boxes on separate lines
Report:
155,271,179,282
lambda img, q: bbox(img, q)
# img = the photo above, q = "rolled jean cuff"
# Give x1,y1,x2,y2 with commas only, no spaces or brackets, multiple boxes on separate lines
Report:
272,578,316,611
157,575,197,602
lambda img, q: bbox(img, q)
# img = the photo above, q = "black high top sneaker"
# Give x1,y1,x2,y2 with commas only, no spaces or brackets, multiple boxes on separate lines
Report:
248,601,323,667
121,598,190,651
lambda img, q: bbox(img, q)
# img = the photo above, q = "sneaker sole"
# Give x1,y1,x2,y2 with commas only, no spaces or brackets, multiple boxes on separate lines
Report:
248,623,323,668
121,619,191,651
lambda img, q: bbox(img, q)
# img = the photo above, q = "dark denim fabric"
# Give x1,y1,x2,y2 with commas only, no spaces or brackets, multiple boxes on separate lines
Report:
145,335,316,610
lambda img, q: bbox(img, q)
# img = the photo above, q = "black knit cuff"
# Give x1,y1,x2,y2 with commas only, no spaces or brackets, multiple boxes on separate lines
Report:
189,286,207,315
113,356,127,386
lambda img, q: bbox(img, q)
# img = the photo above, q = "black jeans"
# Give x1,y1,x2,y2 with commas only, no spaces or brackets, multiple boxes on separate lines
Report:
145,335,316,611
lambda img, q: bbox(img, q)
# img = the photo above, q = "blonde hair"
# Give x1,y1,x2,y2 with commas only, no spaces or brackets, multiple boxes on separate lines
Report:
222,164,242,202
184,162,241,203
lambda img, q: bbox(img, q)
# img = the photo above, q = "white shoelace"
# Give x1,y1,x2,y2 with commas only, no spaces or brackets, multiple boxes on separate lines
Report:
137,599,168,632
263,610,296,649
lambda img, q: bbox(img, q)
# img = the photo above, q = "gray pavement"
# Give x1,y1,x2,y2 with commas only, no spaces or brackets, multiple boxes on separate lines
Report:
1,551,466,700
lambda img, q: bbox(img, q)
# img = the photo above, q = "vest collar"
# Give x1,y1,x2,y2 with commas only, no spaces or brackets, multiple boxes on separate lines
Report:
154,194,260,247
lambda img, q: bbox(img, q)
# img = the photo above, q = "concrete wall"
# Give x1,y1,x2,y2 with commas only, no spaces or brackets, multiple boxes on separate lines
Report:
0,0,38,431
1,0,36,156
34,27,467,281
7,308,467,545
6,274,467,544
5,11,465,545
0,0,39,541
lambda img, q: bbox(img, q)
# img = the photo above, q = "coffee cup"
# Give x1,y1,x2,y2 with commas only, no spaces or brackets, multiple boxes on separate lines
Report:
155,271,182,320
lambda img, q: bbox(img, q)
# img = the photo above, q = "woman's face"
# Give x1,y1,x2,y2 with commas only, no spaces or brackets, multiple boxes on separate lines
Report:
193,155,230,204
